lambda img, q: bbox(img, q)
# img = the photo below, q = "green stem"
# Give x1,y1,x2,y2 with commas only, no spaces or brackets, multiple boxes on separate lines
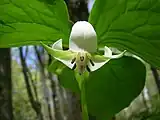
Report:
81,79,89,120
75,72,89,120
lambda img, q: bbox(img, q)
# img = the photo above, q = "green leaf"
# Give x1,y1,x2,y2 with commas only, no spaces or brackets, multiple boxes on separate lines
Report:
48,59,80,93
0,0,70,47
86,56,146,120
38,0,57,5
48,59,65,73
89,0,160,68
58,66,80,93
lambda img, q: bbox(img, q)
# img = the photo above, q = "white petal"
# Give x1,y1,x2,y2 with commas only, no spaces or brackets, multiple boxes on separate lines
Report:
42,41,76,69
104,46,112,58
52,39,63,50
89,55,110,72
69,21,97,53
111,50,126,59
104,46,126,59
89,60,110,72
88,46,111,72
55,55,75,69
88,49,126,72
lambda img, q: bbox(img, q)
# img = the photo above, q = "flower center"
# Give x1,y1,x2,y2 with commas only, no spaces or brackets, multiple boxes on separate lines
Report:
71,51,94,74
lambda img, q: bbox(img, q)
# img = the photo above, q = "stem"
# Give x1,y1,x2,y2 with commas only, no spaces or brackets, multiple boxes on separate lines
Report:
75,72,89,120
81,79,89,120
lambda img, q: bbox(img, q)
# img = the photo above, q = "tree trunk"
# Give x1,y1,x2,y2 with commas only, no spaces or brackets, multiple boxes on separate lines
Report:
0,48,13,120
19,47,43,120
151,67,160,93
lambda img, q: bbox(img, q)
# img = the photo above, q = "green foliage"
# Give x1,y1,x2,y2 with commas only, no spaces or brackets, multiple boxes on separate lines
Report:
1,0,159,120
0,0,71,47
86,56,146,120
49,56,146,120
89,0,160,68
48,60,80,93
58,67,80,93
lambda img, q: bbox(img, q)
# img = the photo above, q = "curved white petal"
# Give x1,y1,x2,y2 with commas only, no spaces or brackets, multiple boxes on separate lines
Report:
104,45,126,59
89,60,110,72
42,41,76,69
88,49,126,72
52,39,63,50
111,50,126,59
69,21,97,53
89,55,110,72
104,46,112,58
55,55,75,69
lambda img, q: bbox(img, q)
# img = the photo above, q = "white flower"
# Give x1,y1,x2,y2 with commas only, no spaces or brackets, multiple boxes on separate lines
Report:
42,21,126,74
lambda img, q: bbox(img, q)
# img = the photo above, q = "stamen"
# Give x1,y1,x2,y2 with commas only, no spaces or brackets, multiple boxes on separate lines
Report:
86,65,91,72
90,59,95,66
71,57,76,64
72,63,76,70
80,56,84,61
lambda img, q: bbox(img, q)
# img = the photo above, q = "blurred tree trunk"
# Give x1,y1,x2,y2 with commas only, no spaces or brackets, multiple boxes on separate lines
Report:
66,0,89,22
19,47,43,120
54,75,66,120
48,54,64,120
49,74,64,120
35,46,52,120
0,48,13,120
151,67,160,93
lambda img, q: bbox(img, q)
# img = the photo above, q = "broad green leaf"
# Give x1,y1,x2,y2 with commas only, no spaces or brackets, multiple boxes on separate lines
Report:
38,0,58,5
48,59,65,73
58,66,80,93
86,56,146,120
37,0,69,24
89,0,160,68
48,59,80,93
0,0,70,47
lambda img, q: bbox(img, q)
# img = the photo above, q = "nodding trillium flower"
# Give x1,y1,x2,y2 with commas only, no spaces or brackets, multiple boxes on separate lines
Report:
41,21,126,75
